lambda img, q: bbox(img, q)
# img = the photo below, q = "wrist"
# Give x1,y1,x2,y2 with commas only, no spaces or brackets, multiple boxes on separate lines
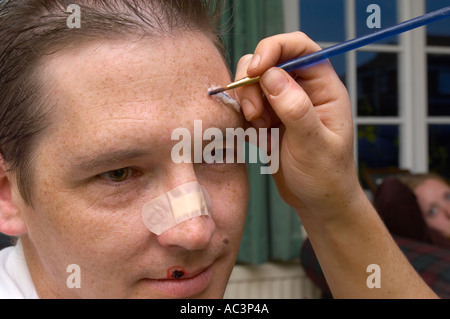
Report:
295,180,372,230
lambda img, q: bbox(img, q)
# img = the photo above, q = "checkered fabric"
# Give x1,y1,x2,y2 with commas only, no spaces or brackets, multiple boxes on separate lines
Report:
300,236,450,299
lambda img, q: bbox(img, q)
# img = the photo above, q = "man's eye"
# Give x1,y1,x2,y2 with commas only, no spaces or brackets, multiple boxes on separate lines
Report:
99,168,132,182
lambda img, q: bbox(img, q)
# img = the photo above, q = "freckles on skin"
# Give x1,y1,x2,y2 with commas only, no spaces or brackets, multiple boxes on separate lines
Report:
203,169,248,246
42,36,243,151
39,35,243,176
21,33,249,298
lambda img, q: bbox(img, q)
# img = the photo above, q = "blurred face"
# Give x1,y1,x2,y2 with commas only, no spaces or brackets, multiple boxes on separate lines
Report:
14,32,249,298
414,178,450,239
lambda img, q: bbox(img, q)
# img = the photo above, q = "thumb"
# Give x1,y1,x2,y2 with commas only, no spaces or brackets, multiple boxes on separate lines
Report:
259,67,322,138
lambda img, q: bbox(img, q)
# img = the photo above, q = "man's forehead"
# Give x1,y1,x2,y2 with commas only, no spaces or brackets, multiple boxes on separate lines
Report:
35,34,243,165
41,35,230,111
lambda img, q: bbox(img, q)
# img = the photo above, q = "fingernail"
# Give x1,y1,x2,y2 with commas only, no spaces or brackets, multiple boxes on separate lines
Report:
262,68,290,97
248,54,261,71
241,99,258,121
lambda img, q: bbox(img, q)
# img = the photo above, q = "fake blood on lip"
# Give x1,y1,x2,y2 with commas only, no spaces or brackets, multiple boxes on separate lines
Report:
167,266,185,279
148,266,212,297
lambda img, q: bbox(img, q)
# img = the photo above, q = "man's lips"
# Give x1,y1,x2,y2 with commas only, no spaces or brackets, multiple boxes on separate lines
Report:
144,265,213,298
166,266,208,279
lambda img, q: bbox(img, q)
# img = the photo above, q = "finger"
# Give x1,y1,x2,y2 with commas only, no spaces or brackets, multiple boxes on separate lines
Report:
234,54,267,123
246,32,345,107
259,67,323,140
247,31,322,77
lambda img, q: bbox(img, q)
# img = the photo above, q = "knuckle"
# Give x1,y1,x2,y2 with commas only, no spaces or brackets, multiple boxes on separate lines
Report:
280,88,311,123
292,31,308,39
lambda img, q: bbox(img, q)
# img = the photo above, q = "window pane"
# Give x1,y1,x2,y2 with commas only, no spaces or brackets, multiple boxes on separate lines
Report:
357,52,399,116
358,125,399,172
329,54,346,86
428,54,450,116
429,125,450,179
427,0,450,46
356,0,398,44
299,0,345,42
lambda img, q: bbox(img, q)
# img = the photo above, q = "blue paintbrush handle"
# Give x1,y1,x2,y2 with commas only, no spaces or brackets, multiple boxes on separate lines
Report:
278,6,450,73
208,6,450,96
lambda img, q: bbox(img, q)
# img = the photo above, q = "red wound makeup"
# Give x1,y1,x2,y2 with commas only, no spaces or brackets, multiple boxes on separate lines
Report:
167,266,185,279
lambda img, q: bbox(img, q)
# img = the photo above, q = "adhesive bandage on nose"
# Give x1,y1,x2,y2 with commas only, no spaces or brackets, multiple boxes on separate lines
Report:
142,181,211,235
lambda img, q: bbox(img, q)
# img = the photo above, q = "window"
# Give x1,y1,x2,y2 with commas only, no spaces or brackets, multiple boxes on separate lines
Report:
427,0,450,178
284,0,450,182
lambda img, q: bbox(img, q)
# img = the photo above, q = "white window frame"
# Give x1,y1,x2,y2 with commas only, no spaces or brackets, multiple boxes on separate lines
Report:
283,0,450,175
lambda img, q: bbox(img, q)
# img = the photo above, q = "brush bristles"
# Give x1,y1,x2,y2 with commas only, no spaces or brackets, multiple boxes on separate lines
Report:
208,87,226,96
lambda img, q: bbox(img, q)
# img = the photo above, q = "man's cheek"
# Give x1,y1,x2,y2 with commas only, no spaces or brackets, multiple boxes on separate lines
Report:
213,182,248,230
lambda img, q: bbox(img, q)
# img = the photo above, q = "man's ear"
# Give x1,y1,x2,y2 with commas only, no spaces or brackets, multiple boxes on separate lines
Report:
0,159,27,236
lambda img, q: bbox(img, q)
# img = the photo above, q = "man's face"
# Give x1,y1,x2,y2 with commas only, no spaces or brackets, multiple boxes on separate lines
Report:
15,33,248,298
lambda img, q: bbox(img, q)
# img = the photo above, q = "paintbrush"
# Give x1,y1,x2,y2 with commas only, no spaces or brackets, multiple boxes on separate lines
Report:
208,6,450,96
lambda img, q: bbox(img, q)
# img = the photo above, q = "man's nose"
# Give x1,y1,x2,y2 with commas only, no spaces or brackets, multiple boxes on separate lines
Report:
151,163,215,250
156,215,216,250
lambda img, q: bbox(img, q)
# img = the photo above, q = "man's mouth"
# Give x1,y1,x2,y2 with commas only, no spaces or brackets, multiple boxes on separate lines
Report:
144,265,212,298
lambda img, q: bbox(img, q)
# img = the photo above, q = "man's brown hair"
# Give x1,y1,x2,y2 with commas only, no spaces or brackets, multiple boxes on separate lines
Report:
0,0,225,206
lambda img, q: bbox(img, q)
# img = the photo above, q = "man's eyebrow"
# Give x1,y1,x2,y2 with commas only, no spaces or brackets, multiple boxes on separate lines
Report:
71,148,149,172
